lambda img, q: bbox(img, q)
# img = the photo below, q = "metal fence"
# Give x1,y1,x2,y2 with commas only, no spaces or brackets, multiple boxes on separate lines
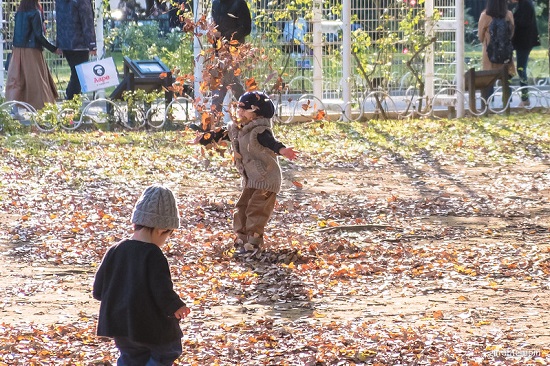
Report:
4,0,548,123
2,0,452,98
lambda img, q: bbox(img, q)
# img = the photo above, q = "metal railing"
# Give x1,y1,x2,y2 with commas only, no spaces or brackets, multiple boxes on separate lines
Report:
2,84,549,133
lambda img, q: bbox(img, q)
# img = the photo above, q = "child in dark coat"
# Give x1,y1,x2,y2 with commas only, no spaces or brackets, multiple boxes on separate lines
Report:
93,184,190,365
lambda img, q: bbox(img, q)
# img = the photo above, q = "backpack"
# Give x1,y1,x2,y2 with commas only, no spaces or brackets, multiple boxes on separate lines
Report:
486,17,514,64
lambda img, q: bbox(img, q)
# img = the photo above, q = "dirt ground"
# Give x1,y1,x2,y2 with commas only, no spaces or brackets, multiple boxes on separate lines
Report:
1,161,550,356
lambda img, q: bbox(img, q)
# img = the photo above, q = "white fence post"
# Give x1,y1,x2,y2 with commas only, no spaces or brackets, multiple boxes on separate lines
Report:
456,1,465,117
312,0,323,102
342,0,351,121
95,0,104,59
95,0,105,98
425,0,435,99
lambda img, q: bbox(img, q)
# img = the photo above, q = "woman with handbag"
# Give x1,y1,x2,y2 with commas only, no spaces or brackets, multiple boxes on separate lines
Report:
5,0,60,111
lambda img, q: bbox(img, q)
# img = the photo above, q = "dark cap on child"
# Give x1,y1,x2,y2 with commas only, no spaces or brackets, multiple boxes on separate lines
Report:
238,91,275,118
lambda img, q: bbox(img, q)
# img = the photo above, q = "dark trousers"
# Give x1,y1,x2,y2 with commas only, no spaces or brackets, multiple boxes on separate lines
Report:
63,50,89,100
516,48,532,101
211,70,245,119
114,336,182,366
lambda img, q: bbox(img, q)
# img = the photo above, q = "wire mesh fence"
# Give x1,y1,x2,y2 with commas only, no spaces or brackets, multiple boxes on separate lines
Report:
2,0,549,123
2,0,443,98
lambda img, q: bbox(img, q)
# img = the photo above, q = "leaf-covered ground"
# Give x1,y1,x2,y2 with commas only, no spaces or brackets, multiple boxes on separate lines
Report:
1,115,550,365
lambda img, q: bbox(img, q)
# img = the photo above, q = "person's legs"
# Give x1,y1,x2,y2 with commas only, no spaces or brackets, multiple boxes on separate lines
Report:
229,74,245,101
114,337,151,366
211,85,227,115
233,188,254,244
146,338,182,366
63,50,90,100
243,189,276,247
481,84,494,104
515,48,531,102
211,70,245,122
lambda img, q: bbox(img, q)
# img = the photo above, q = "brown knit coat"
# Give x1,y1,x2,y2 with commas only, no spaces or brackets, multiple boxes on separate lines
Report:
229,118,282,194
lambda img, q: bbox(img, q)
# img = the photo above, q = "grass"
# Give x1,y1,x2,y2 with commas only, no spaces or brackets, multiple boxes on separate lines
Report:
2,114,549,169
278,115,550,166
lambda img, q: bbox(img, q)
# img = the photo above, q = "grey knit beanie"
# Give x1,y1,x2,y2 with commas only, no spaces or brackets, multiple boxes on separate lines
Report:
131,185,180,230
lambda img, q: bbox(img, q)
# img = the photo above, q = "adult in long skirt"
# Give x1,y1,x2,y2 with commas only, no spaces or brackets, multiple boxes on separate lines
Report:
477,0,515,102
6,0,60,111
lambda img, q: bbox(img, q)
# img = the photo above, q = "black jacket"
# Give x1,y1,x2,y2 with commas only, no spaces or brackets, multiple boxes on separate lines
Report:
55,0,97,51
512,0,540,50
212,0,251,43
93,239,185,344
12,10,57,52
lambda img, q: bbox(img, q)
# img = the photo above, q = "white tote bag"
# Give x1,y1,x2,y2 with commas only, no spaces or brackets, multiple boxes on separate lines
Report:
75,57,119,93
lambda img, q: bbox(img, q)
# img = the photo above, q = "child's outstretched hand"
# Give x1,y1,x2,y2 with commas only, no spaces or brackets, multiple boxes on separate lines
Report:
174,306,191,320
279,147,299,161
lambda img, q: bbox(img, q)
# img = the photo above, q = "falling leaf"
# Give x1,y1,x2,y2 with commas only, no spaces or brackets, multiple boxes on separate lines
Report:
245,77,257,91
313,109,326,121
292,181,303,189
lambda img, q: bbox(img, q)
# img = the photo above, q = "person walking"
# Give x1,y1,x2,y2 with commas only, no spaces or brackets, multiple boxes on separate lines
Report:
55,0,97,100
511,0,540,107
5,0,60,111
93,184,190,365
211,0,251,45
210,0,252,122
477,0,515,102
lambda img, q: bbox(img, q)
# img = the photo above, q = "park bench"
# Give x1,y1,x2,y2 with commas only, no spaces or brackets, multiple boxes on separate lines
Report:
464,65,510,115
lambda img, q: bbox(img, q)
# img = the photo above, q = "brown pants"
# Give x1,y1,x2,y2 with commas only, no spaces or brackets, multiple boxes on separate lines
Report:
233,188,276,245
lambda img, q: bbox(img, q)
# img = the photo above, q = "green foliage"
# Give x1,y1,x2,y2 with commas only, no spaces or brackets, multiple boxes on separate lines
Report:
0,97,25,135
122,89,165,124
275,114,550,164
350,0,444,113
34,96,84,131
0,111,25,135
2,113,549,165
122,89,164,106
109,22,193,74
